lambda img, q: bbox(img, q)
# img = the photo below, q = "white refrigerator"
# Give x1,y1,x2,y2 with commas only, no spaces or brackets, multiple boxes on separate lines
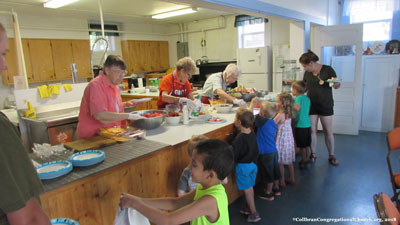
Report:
237,46,272,91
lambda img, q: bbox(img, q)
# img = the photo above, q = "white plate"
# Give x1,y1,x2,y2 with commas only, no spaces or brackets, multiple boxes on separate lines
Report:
326,79,342,83
130,98,152,103
370,41,385,54
69,150,105,167
36,161,73,180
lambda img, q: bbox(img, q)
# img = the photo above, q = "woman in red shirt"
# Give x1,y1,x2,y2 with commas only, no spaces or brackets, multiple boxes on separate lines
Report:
157,57,197,109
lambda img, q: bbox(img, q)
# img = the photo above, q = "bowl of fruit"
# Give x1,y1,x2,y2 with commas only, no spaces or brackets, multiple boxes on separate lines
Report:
165,112,182,125
130,110,166,129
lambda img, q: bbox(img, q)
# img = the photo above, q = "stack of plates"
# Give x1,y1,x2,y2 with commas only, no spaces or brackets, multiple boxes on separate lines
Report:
36,150,105,180
36,161,73,180
51,218,79,225
69,150,105,167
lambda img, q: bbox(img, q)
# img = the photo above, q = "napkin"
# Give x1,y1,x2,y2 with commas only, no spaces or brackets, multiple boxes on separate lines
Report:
63,84,72,92
37,85,52,98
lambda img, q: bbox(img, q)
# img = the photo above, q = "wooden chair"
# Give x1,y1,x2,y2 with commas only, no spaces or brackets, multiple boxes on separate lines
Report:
387,128,400,207
374,192,400,225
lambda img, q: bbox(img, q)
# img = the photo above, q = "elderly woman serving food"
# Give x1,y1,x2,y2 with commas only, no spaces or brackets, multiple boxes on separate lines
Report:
200,63,246,107
157,57,197,110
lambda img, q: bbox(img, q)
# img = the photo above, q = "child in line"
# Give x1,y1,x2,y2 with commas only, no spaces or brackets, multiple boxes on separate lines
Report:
232,108,261,222
249,98,281,201
119,139,234,225
291,81,312,169
274,92,296,187
177,135,209,197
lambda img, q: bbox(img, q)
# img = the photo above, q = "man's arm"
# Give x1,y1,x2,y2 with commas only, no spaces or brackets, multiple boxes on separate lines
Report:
93,111,129,124
7,197,51,225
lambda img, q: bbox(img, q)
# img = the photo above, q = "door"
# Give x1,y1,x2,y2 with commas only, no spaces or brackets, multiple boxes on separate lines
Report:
312,24,363,135
361,55,400,132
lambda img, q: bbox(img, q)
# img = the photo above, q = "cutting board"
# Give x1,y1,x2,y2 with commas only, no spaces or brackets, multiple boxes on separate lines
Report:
64,136,117,151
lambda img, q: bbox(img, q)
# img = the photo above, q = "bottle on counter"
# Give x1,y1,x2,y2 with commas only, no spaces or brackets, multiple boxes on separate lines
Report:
182,102,189,125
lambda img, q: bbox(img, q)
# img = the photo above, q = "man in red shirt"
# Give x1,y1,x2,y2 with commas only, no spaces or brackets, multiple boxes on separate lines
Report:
77,55,146,139
157,57,197,109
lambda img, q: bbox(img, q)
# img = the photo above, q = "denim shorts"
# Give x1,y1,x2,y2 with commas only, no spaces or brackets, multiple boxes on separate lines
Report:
235,162,257,190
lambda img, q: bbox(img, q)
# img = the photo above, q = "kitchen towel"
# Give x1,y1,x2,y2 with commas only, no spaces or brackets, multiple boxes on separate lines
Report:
63,84,73,92
24,100,36,119
49,85,60,95
37,85,52,98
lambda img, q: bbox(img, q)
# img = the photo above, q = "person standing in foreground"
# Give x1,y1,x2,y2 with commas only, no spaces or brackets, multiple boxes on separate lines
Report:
77,55,147,139
200,64,247,107
299,50,340,166
0,23,51,225
119,139,234,225
232,108,261,222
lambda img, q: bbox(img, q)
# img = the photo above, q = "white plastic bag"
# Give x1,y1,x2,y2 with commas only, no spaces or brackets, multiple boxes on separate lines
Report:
113,207,150,225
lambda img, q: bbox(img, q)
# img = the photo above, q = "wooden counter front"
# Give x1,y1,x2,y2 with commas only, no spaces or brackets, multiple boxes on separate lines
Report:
40,124,239,225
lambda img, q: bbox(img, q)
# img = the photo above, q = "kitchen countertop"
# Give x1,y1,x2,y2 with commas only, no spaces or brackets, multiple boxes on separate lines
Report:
145,108,237,146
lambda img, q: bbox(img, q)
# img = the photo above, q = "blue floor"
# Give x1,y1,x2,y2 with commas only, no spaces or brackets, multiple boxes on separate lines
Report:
228,131,392,225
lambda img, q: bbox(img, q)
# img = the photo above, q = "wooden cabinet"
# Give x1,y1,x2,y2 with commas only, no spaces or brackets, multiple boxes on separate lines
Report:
2,38,34,84
51,40,74,80
1,38,92,85
121,40,169,74
395,88,400,127
29,39,55,81
71,40,92,78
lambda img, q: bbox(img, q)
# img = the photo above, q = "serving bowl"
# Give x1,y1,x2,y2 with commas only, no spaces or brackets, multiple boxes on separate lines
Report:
165,114,182,125
130,110,166,129
214,104,233,113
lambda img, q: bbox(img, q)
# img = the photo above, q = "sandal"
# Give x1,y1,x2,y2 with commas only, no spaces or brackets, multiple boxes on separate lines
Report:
328,155,339,166
309,153,317,163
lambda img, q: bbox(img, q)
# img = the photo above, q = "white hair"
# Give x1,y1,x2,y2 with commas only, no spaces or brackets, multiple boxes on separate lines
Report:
224,63,240,78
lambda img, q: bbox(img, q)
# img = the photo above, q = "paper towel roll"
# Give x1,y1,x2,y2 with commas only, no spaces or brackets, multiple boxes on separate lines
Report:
138,78,143,88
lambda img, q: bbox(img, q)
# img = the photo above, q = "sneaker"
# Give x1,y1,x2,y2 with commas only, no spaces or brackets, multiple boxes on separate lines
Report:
258,192,274,201
247,212,261,222
273,188,281,196
239,208,251,215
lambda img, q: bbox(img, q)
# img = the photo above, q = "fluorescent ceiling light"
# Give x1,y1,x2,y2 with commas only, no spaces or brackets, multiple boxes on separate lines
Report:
43,0,79,8
152,8,197,19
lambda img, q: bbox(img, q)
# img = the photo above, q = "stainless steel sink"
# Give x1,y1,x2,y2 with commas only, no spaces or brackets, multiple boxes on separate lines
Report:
20,106,80,147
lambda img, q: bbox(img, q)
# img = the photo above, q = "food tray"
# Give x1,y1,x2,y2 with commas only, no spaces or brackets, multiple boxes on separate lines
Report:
69,150,105,167
206,117,227,124
51,218,80,225
36,161,73,180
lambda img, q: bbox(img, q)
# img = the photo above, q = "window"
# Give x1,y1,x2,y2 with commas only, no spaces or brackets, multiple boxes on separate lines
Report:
88,24,119,52
238,23,265,48
235,15,267,48
343,0,399,41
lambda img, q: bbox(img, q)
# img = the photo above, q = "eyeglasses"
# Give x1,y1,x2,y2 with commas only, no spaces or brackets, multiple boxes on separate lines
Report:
111,69,127,77
185,71,192,79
